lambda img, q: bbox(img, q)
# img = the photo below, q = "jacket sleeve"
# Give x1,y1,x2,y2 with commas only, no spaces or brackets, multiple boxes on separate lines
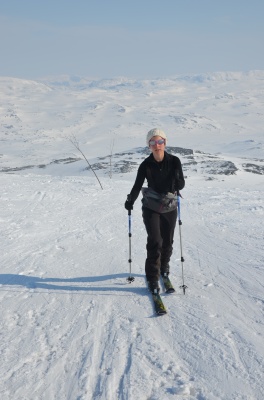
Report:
128,162,146,204
174,157,185,191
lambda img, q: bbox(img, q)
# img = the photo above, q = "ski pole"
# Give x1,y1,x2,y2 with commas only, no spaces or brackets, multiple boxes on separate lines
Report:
177,195,187,294
127,197,135,283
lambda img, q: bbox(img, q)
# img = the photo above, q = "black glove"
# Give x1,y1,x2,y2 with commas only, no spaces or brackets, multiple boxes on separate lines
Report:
125,200,133,211
125,194,133,211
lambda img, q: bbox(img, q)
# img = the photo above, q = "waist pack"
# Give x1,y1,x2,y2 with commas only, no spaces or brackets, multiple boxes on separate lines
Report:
141,187,177,213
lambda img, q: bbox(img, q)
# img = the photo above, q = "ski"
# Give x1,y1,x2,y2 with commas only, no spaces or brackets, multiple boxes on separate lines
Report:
161,274,175,294
151,292,167,315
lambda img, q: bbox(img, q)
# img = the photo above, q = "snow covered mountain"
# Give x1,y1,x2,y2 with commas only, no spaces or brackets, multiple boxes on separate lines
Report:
0,72,263,399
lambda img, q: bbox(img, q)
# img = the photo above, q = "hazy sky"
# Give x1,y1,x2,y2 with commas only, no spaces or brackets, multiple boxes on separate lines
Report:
1,0,264,79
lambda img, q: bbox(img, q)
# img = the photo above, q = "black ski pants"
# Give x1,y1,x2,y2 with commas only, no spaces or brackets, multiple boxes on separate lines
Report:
142,207,177,281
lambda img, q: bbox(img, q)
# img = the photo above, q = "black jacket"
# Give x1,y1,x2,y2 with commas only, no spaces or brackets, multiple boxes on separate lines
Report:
129,151,185,204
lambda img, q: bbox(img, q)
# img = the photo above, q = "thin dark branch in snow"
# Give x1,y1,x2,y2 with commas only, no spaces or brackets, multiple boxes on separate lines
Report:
68,135,103,190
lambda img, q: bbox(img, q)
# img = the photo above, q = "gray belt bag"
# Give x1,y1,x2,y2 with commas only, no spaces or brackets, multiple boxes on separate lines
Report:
141,187,177,213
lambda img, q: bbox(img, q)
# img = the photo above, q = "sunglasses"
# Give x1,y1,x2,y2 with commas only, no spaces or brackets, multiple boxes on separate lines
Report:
149,139,165,146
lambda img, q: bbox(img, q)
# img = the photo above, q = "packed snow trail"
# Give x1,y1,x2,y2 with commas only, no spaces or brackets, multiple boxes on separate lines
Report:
0,172,263,400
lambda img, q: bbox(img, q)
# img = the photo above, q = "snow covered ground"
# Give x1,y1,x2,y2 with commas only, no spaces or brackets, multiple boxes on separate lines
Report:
0,72,263,399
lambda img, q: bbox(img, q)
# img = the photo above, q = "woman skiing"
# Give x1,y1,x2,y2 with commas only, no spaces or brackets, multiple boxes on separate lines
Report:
124,128,185,294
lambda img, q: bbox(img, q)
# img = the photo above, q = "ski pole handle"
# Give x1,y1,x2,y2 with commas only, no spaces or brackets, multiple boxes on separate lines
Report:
177,195,181,222
127,201,134,283
128,210,131,231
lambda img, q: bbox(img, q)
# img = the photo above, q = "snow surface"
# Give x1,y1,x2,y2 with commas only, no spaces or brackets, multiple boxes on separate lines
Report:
0,72,264,400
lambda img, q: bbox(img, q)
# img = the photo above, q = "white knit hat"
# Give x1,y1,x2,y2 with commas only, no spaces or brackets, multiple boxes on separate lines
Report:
146,128,167,146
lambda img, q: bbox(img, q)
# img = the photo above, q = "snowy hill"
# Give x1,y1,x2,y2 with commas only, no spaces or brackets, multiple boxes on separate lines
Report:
0,72,264,400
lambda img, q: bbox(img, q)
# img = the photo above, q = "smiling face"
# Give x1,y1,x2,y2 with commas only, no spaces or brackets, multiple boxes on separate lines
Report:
149,135,166,162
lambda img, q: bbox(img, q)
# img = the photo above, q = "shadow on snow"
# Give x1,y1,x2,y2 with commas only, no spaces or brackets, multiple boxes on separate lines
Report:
0,273,145,295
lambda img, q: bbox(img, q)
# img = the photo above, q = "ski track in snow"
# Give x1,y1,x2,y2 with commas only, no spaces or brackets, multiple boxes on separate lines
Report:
0,74,264,399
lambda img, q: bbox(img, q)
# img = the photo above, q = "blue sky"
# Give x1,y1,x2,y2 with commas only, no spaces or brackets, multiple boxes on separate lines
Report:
0,0,264,79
